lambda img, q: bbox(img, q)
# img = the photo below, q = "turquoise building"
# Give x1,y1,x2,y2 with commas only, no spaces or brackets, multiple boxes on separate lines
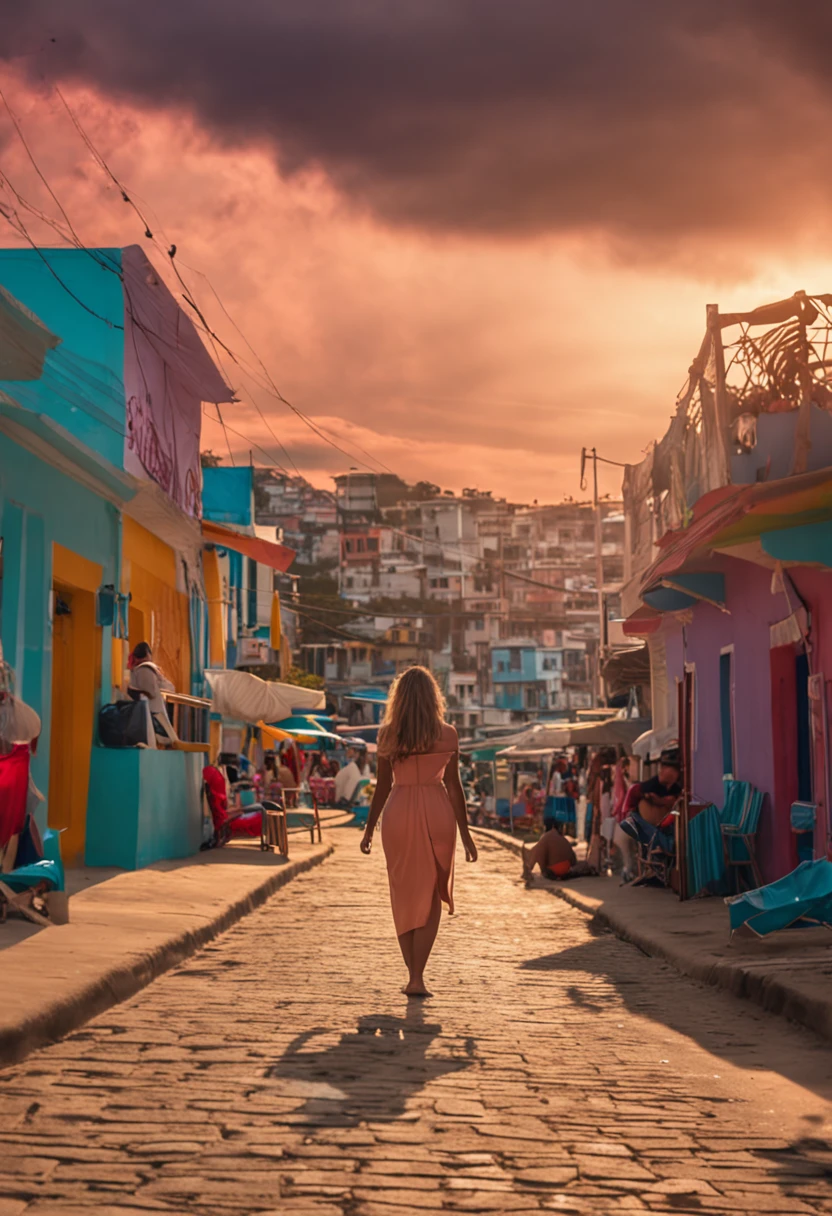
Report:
0,246,231,867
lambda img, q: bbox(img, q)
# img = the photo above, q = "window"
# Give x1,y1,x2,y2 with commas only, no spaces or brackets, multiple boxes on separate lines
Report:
344,539,353,554
497,660,506,673
474,618,485,631
440,578,449,589
509,649,522,671
719,649,735,778
367,537,379,552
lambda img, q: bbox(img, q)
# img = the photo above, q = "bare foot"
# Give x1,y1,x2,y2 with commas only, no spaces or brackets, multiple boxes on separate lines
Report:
403,980,432,998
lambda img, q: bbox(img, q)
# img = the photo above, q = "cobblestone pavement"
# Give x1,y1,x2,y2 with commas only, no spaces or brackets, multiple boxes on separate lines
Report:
2,834,832,1215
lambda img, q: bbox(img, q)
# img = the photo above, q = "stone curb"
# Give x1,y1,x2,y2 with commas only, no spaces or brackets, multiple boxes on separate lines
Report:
0,842,334,1068
473,826,832,1044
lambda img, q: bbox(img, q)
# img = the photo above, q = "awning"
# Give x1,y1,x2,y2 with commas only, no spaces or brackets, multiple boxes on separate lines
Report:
343,688,388,704
642,465,832,590
623,605,662,637
336,723,380,741
499,716,651,756
761,519,832,566
202,519,295,572
643,572,727,614
601,645,651,697
632,724,678,761
205,669,324,722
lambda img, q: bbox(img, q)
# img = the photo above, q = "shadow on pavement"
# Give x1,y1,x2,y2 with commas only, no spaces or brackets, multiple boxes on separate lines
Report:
267,1002,475,1124
520,935,832,1104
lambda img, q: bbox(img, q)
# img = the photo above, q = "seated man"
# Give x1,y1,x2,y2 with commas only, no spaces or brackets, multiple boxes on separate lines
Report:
521,828,577,882
620,749,682,856
334,747,369,808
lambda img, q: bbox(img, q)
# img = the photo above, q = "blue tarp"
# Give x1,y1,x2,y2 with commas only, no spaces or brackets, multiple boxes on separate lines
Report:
726,858,832,937
643,572,726,614
202,466,254,527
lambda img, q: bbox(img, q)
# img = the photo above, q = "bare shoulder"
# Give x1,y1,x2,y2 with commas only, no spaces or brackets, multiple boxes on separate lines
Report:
441,723,459,747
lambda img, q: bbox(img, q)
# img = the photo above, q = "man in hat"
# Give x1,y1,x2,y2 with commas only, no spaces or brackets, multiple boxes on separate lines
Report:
619,748,682,860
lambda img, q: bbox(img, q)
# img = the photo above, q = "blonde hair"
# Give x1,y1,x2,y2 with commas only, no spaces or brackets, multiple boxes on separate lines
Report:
379,665,446,763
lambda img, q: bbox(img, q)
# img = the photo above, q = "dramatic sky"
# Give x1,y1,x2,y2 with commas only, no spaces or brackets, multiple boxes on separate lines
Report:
2,2,832,501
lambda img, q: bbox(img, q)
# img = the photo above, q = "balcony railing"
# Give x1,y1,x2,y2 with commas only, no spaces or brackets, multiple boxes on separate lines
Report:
163,691,211,744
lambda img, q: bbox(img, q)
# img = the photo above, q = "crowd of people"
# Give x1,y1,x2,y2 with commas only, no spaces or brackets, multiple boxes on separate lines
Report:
463,743,684,889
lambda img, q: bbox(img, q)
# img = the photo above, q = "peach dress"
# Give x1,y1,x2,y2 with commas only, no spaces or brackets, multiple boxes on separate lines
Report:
381,724,459,935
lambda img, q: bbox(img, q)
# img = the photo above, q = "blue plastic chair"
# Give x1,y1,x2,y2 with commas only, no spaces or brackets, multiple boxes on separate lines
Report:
0,827,65,925
351,804,370,828
720,779,764,890
726,858,832,936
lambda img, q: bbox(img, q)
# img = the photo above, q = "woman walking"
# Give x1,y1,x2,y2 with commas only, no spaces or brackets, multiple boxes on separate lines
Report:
360,666,477,997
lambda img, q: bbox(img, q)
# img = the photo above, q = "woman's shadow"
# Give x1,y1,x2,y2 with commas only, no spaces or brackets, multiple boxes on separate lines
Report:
267,1002,476,1125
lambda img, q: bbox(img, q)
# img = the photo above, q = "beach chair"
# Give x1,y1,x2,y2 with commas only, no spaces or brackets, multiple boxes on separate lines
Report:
726,858,832,937
283,788,323,844
0,827,66,926
719,780,764,891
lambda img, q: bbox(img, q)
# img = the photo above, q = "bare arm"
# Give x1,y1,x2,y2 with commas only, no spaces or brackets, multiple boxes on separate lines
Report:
360,755,392,854
444,751,478,863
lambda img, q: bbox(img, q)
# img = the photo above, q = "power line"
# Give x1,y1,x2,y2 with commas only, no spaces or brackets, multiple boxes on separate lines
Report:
52,85,393,478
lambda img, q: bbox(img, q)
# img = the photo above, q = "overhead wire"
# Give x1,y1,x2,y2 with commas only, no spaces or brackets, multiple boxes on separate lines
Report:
52,84,392,477
0,78,379,480
0,89,302,476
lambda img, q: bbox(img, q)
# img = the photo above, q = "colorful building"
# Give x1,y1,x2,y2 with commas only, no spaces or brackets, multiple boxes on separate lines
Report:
0,246,288,869
621,292,832,884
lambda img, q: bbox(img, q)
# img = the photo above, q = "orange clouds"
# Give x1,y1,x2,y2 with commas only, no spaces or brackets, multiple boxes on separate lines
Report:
2,73,832,502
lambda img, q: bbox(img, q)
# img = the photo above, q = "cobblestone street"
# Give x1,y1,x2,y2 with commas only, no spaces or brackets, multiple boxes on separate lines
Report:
2,833,832,1215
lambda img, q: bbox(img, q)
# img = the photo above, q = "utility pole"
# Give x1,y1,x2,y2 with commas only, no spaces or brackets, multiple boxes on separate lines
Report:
581,447,606,707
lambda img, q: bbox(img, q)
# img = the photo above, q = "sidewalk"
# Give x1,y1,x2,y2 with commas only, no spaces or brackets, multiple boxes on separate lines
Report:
0,830,336,1068
475,826,832,1044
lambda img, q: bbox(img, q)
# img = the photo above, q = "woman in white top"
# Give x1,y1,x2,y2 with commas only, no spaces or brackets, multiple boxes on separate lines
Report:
127,642,177,742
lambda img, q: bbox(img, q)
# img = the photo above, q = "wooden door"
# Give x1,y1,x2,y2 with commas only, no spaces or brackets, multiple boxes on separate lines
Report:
48,582,97,864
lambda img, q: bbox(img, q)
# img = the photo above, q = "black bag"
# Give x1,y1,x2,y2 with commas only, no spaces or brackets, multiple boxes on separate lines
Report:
98,700,150,748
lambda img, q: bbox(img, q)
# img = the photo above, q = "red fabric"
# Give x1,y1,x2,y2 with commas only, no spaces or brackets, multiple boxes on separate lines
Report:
229,810,262,837
283,744,300,784
203,765,229,832
0,744,31,848
618,781,644,822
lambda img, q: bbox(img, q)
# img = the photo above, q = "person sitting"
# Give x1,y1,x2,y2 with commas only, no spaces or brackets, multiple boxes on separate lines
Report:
521,828,579,881
620,749,682,858
276,751,298,807
127,642,177,743
334,746,368,807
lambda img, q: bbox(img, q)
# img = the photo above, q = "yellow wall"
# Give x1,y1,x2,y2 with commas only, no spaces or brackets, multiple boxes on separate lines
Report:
49,544,102,865
203,546,225,668
122,517,190,693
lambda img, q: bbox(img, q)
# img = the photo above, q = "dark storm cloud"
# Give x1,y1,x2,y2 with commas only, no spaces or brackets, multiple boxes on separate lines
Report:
3,1,831,244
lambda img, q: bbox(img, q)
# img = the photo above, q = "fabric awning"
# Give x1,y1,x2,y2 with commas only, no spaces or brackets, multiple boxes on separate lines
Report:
642,465,832,589
205,669,324,722
643,572,727,614
498,716,651,756
343,688,388,703
632,724,678,760
202,519,295,572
